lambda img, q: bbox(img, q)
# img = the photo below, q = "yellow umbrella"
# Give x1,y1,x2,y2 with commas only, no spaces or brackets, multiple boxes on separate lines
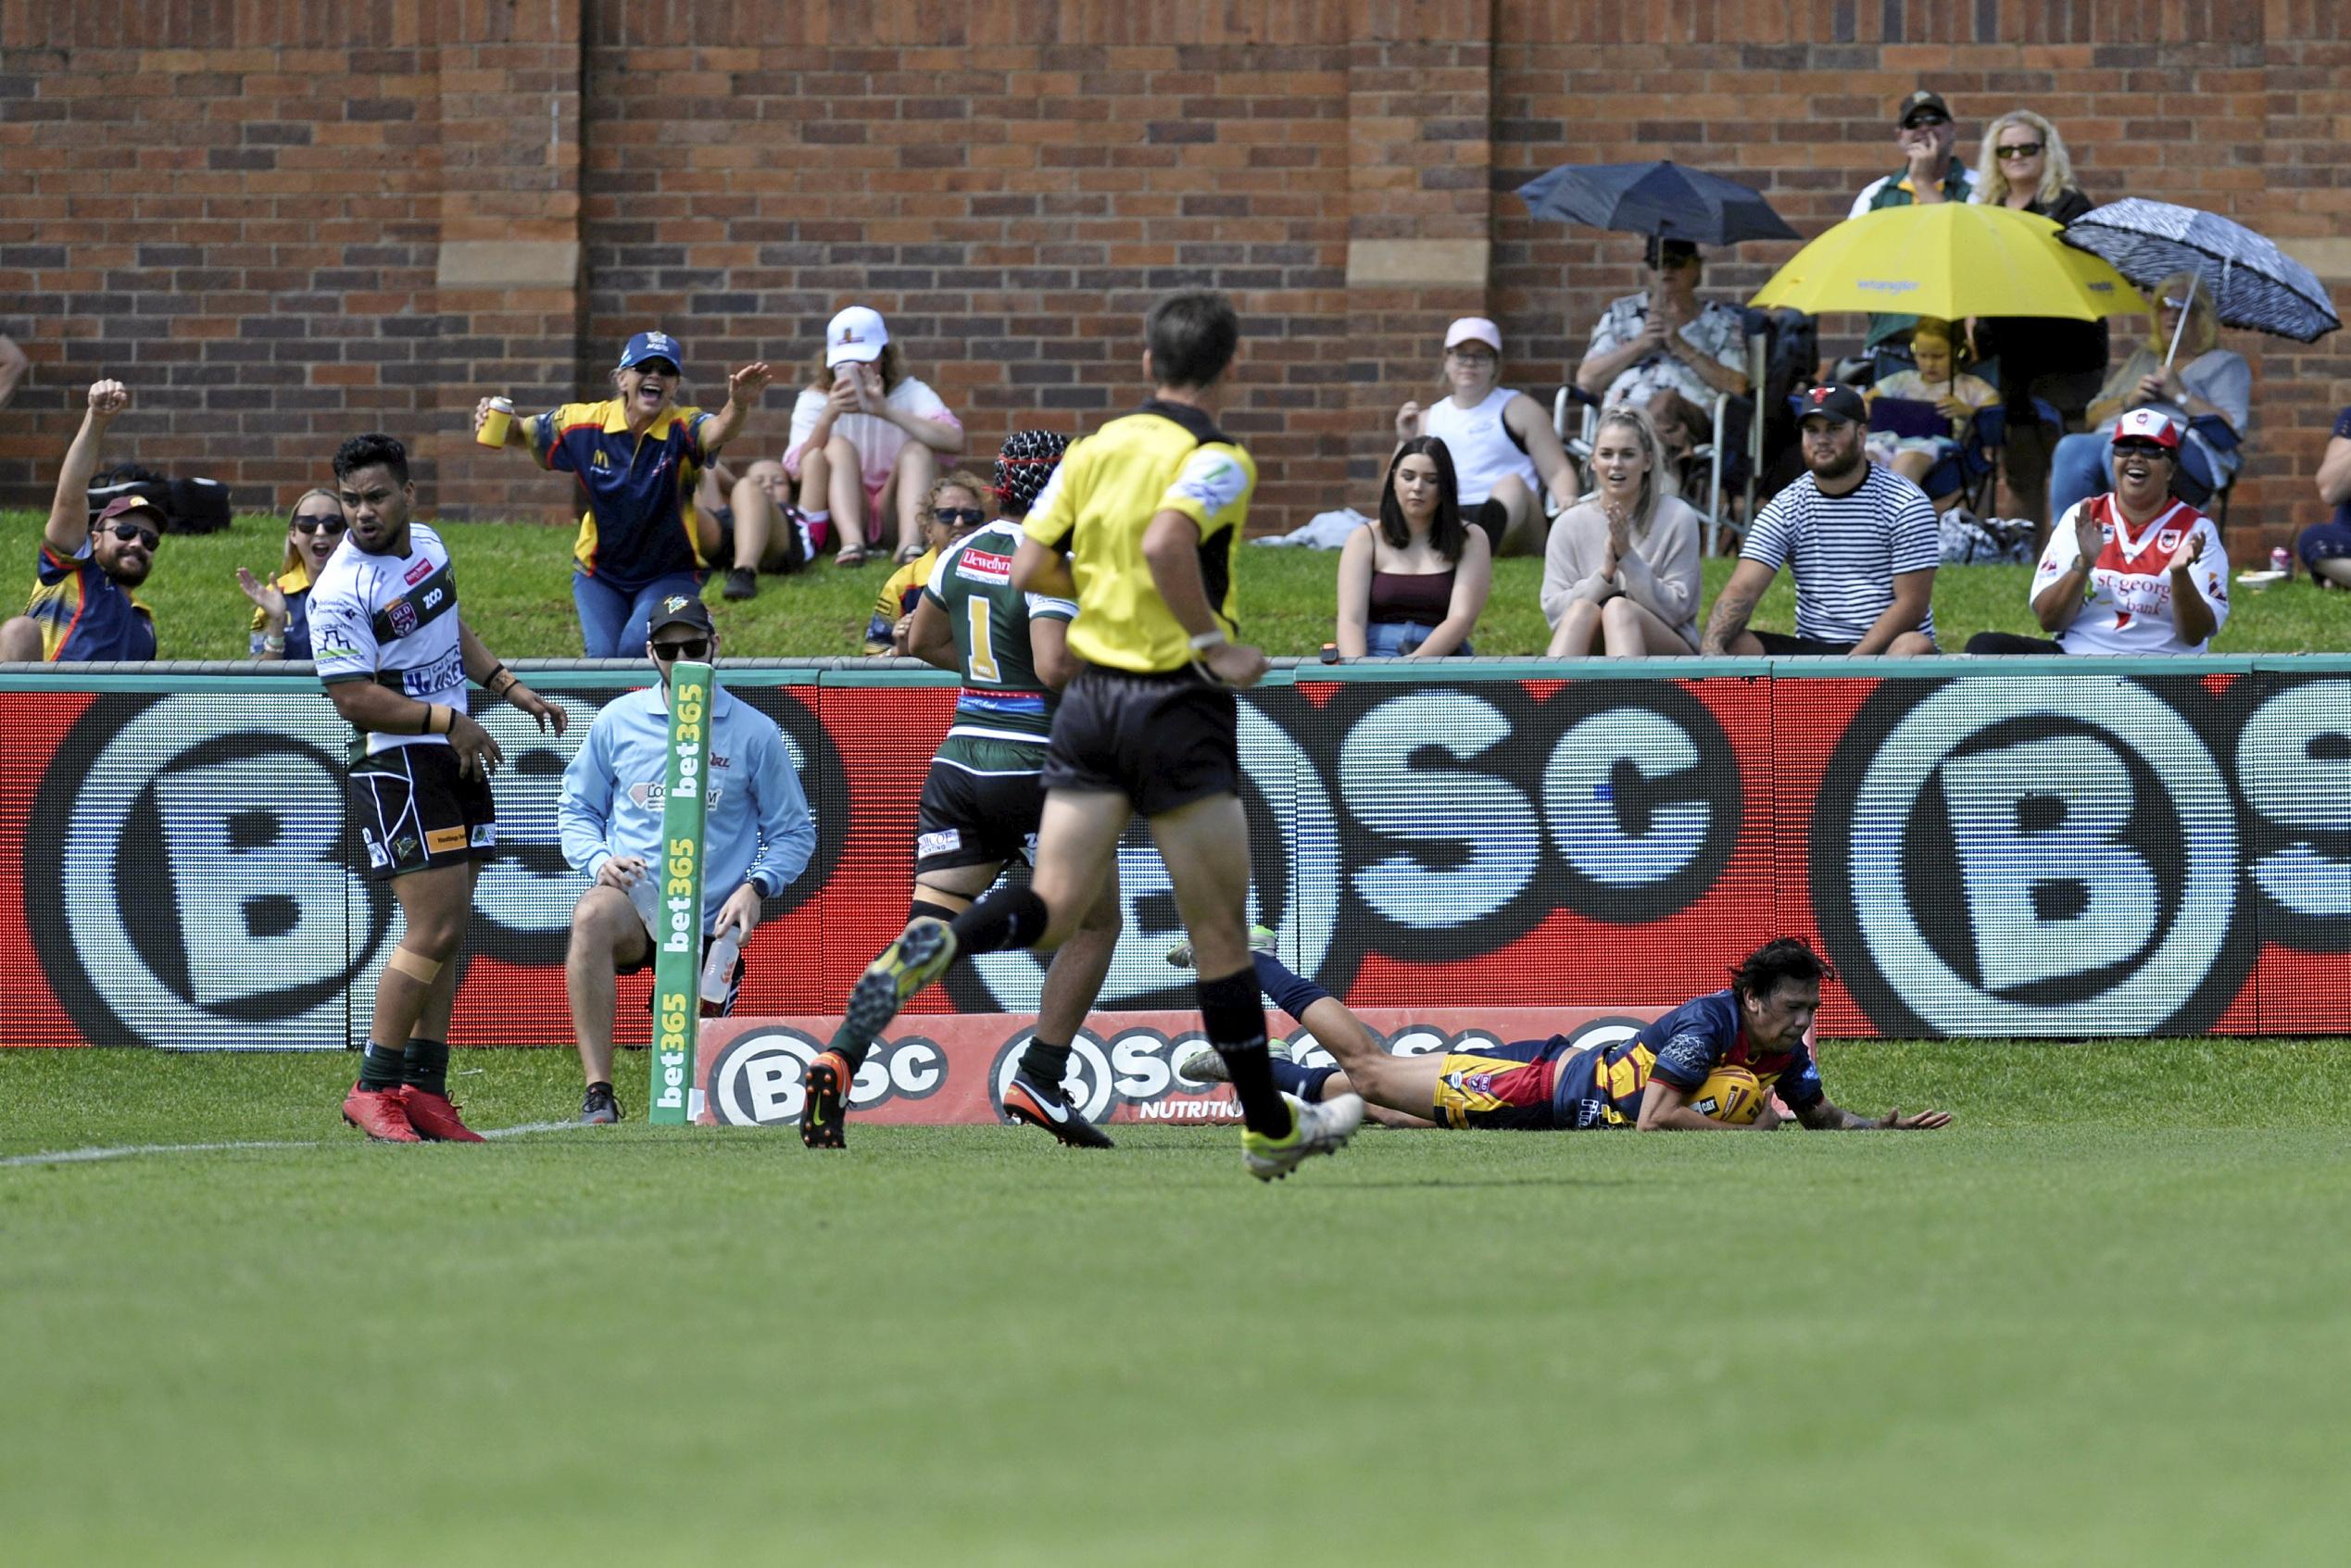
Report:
1749,203,2142,321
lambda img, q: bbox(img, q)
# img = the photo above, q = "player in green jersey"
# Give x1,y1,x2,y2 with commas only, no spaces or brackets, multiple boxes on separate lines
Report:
799,433,1122,1148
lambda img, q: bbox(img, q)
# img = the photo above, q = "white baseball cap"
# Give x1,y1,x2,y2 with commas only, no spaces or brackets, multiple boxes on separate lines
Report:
825,306,889,367
2110,407,2181,450
1444,318,1502,353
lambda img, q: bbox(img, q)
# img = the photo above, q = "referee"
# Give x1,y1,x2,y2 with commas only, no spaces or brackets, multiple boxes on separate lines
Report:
808,292,1363,1179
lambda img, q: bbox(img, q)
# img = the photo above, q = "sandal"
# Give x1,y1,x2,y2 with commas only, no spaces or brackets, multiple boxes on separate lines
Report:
834,545,870,568
893,541,926,566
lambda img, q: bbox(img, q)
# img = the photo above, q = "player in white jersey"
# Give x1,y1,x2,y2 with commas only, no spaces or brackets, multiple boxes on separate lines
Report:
309,433,567,1142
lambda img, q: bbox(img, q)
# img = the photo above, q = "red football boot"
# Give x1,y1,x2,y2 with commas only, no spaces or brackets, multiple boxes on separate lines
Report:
398,1086,486,1143
342,1084,421,1143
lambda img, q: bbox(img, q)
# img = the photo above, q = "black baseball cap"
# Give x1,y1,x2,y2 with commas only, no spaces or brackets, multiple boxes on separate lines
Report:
1897,90,1951,126
646,593,715,636
1795,384,1868,425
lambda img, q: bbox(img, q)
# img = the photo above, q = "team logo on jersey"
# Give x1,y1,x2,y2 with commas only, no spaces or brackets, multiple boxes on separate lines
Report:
2157,529,2182,552
957,549,1013,585
386,598,417,637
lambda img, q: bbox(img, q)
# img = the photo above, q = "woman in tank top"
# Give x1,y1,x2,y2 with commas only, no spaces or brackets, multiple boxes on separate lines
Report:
1542,405,1703,656
1336,436,1491,659
1394,318,1580,558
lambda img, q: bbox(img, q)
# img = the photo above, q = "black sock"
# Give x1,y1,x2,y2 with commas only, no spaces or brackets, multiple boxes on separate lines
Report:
1198,966,1291,1138
358,1040,406,1092
950,886,1049,956
1018,1036,1074,1087
402,1038,449,1098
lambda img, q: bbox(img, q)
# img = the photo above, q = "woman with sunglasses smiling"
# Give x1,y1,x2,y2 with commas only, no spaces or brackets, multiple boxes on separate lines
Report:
864,470,991,655
236,489,346,660
1966,408,2228,657
1,378,162,663
1968,108,2106,535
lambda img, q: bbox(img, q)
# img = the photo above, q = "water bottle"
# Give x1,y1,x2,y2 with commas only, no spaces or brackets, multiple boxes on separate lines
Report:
624,865,660,939
699,931,741,1008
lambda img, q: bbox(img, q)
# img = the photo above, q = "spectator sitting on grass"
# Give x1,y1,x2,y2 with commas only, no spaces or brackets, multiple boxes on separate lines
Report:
236,488,346,660
865,470,991,656
1701,384,1940,657
788,306,967,570
1573,238,1750,484
2297,405,2351,589
1336,436,1490,659
1966,409,2226,656
707,458,831,601
1543,407,1701,657
2050,275,2249,521
1394,318,1578,558
0,379,160,663
1864,317,1999,510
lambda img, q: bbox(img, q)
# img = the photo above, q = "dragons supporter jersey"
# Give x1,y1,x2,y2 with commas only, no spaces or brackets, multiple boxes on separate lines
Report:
308,524,468,757
922,519,1078,770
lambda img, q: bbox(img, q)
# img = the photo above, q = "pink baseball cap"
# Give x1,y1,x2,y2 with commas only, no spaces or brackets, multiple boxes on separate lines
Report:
2111,408,2181,449
1443,318,1502,353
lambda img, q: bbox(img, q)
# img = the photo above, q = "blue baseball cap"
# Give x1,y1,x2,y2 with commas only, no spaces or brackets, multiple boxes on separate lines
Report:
618,330,683,371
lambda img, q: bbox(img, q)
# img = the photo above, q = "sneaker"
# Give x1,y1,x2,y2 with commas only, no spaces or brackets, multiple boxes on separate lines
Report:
1000,1067,1114,1148
799,1049,851,1150
1240,1092,1363,1182
580,1083,622,1125
1164,923,1278,970
1176,1036,1293,1085
342,1084,421,1143
837,918,958,1053
722,566,758,601
399,1086,486,1143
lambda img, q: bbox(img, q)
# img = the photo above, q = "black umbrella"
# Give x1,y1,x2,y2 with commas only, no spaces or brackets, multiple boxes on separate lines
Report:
1515,160,1800,247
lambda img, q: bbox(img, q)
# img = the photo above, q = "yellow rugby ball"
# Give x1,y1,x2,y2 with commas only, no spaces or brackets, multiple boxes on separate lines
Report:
1688,1065,1765,1125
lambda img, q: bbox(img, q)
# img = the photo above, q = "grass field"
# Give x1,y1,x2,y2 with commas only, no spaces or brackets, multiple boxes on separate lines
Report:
7,508,2349,661
6,1041,2349,1565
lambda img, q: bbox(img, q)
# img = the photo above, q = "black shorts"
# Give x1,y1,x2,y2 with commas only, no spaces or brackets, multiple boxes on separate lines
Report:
1751,631,1858,657
347,743,496,882
915,756,1046,875
617,926,744,1015
1472,496,1510,553
1042,663,1239,817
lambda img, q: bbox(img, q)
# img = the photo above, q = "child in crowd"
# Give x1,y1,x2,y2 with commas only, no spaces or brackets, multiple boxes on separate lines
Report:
1865,317,1998,508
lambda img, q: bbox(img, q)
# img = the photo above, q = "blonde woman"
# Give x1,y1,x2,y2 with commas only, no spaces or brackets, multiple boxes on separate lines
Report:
235,488,346,660
2049,273,2249,521
1540,406,1702,657
1969,108,2106,527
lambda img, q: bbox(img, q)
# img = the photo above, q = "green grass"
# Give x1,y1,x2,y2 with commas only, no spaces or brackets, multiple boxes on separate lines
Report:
8,508,2345,660
6,1041,2349,1564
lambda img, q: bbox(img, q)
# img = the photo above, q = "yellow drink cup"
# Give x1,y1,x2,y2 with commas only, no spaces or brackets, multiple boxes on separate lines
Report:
477,396,514,448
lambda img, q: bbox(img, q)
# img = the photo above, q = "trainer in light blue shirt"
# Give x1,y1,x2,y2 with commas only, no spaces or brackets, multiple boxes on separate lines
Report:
558,680,816,933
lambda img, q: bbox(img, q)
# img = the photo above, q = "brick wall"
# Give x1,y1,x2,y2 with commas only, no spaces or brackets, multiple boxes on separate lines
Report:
3,0,2346,550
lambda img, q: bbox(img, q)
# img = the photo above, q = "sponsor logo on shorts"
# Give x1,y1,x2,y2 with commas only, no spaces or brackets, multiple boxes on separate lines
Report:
957,549,1013,585
917,828,962,859
470,823,496,847
395,834,421,861
425,826,470,854
361,827,390,870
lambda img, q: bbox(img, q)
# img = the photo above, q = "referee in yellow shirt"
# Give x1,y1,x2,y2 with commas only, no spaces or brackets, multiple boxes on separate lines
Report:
805,291,1362,1179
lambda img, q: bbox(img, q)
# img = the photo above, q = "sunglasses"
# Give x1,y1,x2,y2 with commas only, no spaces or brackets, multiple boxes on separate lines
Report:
931,507,986,527
2113,441,2173,458
1902,111,1950,128
292,513,348,534
650,637,710,660
104,521,161,548
633,360,679,377
1995,141,2045,160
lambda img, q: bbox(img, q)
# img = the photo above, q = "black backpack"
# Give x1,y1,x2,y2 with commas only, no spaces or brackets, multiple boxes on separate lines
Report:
88,463,232,535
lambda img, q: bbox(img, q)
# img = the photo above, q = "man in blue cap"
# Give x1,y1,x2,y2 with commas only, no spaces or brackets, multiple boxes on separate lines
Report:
475,332,773,657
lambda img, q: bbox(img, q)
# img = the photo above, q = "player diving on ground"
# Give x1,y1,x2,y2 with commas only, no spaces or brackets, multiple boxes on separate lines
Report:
1178,935,1953,1133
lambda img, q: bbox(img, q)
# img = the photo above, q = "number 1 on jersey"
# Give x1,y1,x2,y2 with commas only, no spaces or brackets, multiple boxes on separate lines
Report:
966,596,999,683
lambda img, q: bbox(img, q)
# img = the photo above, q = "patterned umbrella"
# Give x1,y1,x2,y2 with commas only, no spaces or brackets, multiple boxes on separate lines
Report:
2059,198,2340,344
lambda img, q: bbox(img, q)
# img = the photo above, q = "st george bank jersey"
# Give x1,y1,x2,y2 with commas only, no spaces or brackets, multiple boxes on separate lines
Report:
1554,990,1826,1129
923,519,1078,764
308,524,467,757
2036,495,2230,655
1023,401,1254,674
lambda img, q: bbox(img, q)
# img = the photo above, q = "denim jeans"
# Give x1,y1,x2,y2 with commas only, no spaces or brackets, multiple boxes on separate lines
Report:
1362,621,1473,658
572,570,707,659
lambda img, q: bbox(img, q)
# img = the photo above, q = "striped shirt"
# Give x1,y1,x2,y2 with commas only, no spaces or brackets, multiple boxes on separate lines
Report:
1741,464,1939,644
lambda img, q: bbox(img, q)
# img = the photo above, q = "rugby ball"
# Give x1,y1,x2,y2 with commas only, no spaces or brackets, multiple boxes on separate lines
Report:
1687,1065,1765,1125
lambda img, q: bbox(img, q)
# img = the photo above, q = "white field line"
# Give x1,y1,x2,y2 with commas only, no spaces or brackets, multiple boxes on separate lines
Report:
0,1118,591,1169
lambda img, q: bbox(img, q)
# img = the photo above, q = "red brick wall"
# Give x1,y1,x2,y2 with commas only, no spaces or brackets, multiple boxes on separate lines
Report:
3,0,2345,549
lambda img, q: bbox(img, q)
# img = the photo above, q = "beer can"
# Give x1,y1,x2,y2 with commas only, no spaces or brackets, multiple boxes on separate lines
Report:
2271,547,2293,579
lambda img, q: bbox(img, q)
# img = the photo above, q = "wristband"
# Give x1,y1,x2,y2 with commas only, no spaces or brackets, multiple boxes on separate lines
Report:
1187,627,1228,652
262,635,286,654
480,661,509,694
425,704,453,735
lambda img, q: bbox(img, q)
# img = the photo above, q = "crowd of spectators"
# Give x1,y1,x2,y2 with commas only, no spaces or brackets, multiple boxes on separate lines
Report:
0,89,2330,669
